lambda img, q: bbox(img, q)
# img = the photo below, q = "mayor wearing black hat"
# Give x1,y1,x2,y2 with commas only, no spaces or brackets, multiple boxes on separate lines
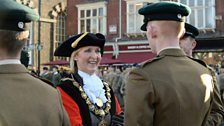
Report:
0,0,70,126
125,1,224,126
54,32,124,126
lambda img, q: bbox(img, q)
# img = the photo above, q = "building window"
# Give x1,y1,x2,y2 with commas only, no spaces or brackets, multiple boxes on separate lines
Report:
179,0,215,29
77,2,107,34
126,2,148,33
55,12,67,60
56,12,67,47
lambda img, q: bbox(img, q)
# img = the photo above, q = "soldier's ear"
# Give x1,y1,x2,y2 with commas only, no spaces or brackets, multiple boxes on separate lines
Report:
148,25,157,38
147,23,157,38
191,40,197,50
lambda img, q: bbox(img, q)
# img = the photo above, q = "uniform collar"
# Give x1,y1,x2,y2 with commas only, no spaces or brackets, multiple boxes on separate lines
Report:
0,59,21,65
157,46,180,55
158,48,186,57
0,64,28,73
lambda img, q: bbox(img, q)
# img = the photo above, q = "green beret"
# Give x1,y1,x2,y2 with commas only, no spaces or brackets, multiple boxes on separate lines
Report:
184,23,199,38
54,32,105,57
0,0,39,31
139,1,191,31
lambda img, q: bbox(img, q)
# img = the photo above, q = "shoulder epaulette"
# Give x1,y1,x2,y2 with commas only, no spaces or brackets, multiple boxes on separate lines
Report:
141,56,164,67
189,57,207,67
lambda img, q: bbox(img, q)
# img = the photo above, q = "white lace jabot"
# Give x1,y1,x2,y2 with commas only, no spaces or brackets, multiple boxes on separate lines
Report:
78,70,108,104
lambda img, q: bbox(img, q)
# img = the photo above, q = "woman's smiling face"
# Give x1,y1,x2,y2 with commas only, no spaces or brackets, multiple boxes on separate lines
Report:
74,46,102,75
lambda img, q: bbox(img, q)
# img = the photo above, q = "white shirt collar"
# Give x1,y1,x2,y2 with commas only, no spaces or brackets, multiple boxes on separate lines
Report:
78,70,94,78
0,59,21,65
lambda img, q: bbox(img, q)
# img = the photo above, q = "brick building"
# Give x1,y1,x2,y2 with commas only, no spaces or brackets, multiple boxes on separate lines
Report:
16,0,67,72
64,0,224,66
18,0,224,71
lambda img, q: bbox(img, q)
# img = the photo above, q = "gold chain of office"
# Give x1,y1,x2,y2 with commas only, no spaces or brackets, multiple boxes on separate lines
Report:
74,81,112,118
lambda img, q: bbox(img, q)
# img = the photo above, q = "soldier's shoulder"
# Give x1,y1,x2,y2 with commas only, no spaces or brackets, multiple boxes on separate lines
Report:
30,73,55,88
140,55,164,68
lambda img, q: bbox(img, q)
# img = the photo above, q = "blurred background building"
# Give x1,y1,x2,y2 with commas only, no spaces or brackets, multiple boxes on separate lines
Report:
16,0,67,73
18,0,224,72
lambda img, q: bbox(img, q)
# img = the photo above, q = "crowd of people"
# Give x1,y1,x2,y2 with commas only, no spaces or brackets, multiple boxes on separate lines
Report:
39,66,62,86
1,0,224,126
38,62,224,108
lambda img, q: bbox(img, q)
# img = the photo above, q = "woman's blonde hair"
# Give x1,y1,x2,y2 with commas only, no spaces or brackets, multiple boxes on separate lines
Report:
69,48,82,73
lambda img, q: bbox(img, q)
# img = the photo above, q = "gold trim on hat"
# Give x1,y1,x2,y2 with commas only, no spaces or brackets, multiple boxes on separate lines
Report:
71,32,89,48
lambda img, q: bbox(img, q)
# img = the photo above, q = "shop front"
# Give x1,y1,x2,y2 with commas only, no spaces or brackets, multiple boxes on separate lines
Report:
101,41,156,65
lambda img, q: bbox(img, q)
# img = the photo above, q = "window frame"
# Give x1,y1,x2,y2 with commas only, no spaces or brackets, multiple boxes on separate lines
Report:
125,0,158,33
179,0,215,29
76,2,107,35
55,11,67,47
55,11,67,60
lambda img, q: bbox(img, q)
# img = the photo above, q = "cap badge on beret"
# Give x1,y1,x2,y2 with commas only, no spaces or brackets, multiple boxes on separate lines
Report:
177,14,182,19
0,0,39,31
185,32,194,36
71,32,89,48
18,22,24,29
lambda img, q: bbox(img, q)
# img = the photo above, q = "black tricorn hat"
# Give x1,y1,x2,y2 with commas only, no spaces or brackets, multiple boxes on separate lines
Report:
54,32,105,57
184,23,199,38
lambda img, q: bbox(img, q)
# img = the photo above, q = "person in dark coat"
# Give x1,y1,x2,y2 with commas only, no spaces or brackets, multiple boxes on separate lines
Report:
40,67,52,81
54,32,123,126
0,0,70,126
51,65,62,86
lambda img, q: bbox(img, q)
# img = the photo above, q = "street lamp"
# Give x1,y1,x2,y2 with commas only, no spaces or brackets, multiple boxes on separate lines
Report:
37,0,41,76
37,42,41,76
